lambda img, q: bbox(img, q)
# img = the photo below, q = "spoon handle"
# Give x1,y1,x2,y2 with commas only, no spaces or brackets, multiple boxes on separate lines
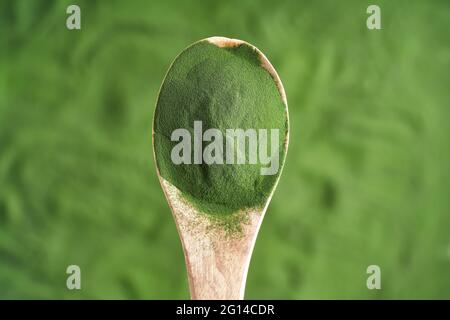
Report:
174,210,262,300
182,225,257,300
159,178,264,299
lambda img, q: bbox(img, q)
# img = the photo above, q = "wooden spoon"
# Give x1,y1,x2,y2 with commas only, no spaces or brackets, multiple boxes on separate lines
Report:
153,36,289,300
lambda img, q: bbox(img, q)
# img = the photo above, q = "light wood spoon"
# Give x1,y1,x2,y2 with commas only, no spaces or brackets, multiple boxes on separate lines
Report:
153,36,289,300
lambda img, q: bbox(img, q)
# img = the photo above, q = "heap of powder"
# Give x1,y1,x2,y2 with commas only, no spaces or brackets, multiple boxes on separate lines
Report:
154,40,288,216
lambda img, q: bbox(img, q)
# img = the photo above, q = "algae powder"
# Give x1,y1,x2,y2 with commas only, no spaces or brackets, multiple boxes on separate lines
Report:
154,40,288,216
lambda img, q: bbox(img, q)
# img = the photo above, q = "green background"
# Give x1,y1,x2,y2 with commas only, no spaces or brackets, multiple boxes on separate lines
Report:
1,0,449,299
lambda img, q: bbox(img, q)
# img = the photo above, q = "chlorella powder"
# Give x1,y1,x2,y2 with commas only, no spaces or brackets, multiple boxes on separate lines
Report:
154,40,287,216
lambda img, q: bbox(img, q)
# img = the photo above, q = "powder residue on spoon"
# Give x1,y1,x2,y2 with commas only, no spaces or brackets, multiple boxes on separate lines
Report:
154,40,288,217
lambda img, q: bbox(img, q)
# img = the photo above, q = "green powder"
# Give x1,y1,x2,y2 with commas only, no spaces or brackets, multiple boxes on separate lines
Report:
154,40,288,217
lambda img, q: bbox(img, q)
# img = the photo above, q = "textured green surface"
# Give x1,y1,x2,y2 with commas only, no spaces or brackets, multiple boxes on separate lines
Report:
0,0,449,299
154,40,287,217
